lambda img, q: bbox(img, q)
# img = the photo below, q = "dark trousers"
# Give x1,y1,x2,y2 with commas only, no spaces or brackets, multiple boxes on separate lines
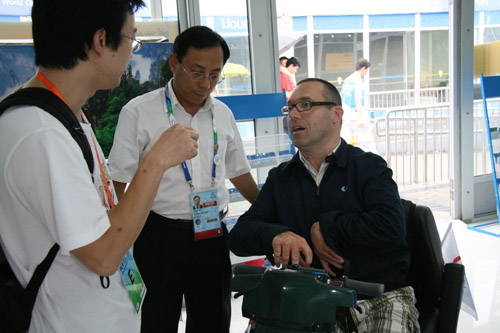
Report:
134,211,232,333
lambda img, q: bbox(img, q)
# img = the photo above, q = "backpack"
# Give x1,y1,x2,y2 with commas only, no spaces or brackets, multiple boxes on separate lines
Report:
0,87,94,332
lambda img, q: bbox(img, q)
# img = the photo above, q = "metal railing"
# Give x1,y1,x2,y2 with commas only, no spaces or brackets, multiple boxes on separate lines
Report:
372,104,449,187
368,96,499,187
366,87,449,109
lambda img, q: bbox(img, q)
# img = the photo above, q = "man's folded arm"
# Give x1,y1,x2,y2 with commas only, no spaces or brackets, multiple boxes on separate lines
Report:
318,156,405,252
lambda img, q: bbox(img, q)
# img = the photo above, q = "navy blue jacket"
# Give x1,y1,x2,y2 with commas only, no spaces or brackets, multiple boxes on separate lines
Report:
229,139,409,292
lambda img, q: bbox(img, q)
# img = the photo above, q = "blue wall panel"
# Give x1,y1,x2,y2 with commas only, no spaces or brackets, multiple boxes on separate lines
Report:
421,12,449,28
313,15,363,31
293,16,308,31
370,14,415,29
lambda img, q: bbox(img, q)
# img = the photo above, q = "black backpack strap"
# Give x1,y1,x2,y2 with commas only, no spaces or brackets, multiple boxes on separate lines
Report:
0,88,94,174
23,244,59,311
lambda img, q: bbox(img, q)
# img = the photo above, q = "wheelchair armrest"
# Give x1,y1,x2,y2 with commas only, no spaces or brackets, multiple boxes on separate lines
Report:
438,262,465,333
343,278,385,298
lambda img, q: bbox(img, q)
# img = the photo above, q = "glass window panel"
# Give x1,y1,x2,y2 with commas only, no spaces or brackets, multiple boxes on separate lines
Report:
277,11,307,87
311,33,363,90
421,30,449,88
292,37,308,84
135,0,152,21
199,0,252,96
473,8,500,176
369,31,415,92
161,0,178,21
484,26,500,43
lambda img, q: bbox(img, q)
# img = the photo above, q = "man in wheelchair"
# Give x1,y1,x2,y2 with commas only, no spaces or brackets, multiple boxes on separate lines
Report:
229,78,420,332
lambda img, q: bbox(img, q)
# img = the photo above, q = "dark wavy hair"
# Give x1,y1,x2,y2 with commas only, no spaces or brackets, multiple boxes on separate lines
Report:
173,26,230,65
32,0,145,69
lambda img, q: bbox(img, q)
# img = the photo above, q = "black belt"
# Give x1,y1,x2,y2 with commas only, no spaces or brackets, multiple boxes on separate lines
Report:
153,207,229,228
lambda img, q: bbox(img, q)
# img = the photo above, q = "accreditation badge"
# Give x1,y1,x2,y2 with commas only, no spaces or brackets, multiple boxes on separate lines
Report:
190,188,222,241
118,249,147,313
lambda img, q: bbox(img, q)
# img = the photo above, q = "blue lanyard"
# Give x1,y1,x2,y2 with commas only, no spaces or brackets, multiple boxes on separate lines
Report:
164,87,218,190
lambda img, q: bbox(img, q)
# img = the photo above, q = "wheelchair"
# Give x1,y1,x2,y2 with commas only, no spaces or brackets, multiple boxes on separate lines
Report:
231,264,383,333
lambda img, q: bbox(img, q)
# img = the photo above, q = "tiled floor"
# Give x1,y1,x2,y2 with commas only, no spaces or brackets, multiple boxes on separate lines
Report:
178,182,500,332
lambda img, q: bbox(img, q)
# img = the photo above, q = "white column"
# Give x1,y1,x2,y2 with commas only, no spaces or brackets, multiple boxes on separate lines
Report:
415,13,421,105
307,15,315,78
247,0,282,184
177,0,201,32
449,0,475,221
363,14,370,107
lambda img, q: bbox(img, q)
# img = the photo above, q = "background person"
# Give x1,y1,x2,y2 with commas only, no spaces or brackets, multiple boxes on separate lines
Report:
108,25,260,332
229,78,419,332
279,56,288,68
280,56,301,100
340,58,378,153
0,0,199,331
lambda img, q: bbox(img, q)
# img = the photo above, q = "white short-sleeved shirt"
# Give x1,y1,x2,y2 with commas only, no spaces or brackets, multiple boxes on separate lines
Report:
0,105,140,332
108,81,251,220
341,71,365,121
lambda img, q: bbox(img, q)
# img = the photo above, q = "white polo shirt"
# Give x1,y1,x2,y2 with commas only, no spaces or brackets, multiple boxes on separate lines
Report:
108,80,251,220
0,105,139,332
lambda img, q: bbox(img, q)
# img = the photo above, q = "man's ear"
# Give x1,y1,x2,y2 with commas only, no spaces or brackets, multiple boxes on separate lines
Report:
168,53,177,74
92,28,107,56
331,105,344,125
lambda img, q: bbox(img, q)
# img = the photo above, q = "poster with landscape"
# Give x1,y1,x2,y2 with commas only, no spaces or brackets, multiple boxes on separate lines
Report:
0,42,174,156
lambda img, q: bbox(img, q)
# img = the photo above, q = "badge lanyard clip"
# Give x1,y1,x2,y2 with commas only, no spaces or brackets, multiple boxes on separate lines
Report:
164,87,218,190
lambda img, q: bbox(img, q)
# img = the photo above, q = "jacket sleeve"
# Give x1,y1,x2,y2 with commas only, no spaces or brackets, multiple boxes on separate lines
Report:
228,168,294,257
318,153,406,254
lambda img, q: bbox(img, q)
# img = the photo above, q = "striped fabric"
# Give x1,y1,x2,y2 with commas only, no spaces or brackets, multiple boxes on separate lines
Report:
336,286,420,332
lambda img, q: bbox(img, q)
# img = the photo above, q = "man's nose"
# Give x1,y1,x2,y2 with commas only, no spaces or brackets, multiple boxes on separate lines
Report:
199,75,212,89
288,107,301,119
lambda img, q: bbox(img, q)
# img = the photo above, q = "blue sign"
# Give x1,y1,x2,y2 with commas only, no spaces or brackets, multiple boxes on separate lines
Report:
0,0,33,16
202,16,248,34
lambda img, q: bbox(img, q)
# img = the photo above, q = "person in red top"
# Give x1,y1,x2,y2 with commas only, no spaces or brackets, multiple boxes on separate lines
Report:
280,57,301,100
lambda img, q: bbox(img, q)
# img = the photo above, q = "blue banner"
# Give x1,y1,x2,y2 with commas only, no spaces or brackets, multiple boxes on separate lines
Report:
202,16,248,34
0,0,33,16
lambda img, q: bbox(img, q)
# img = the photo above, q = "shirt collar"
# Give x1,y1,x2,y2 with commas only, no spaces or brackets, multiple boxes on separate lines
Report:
298,140,342,169
166,79,214,114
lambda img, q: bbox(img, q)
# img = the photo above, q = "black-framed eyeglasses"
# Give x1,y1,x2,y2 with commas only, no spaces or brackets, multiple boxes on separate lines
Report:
178,63,225,85
281,101,337,115
120,34,142,53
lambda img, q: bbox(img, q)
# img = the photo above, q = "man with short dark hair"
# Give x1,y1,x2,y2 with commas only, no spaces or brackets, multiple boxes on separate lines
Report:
280,56,301,100
108,25,260,332
0,0,199,331
229,78,420,332
340,58,377,153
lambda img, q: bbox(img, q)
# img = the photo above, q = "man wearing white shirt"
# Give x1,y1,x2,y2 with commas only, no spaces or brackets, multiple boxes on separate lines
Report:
0,0,198,331
108,26,259,332
340,58,377,153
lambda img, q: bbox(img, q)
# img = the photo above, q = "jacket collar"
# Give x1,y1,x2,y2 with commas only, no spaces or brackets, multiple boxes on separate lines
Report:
291,138,349,168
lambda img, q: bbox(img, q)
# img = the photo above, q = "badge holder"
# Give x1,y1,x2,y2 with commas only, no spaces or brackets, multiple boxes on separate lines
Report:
190,188,222,241
119,249,147,313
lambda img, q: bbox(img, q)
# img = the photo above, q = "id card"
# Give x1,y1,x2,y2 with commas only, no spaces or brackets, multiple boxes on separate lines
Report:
190,188,222,241
118,250,147,313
